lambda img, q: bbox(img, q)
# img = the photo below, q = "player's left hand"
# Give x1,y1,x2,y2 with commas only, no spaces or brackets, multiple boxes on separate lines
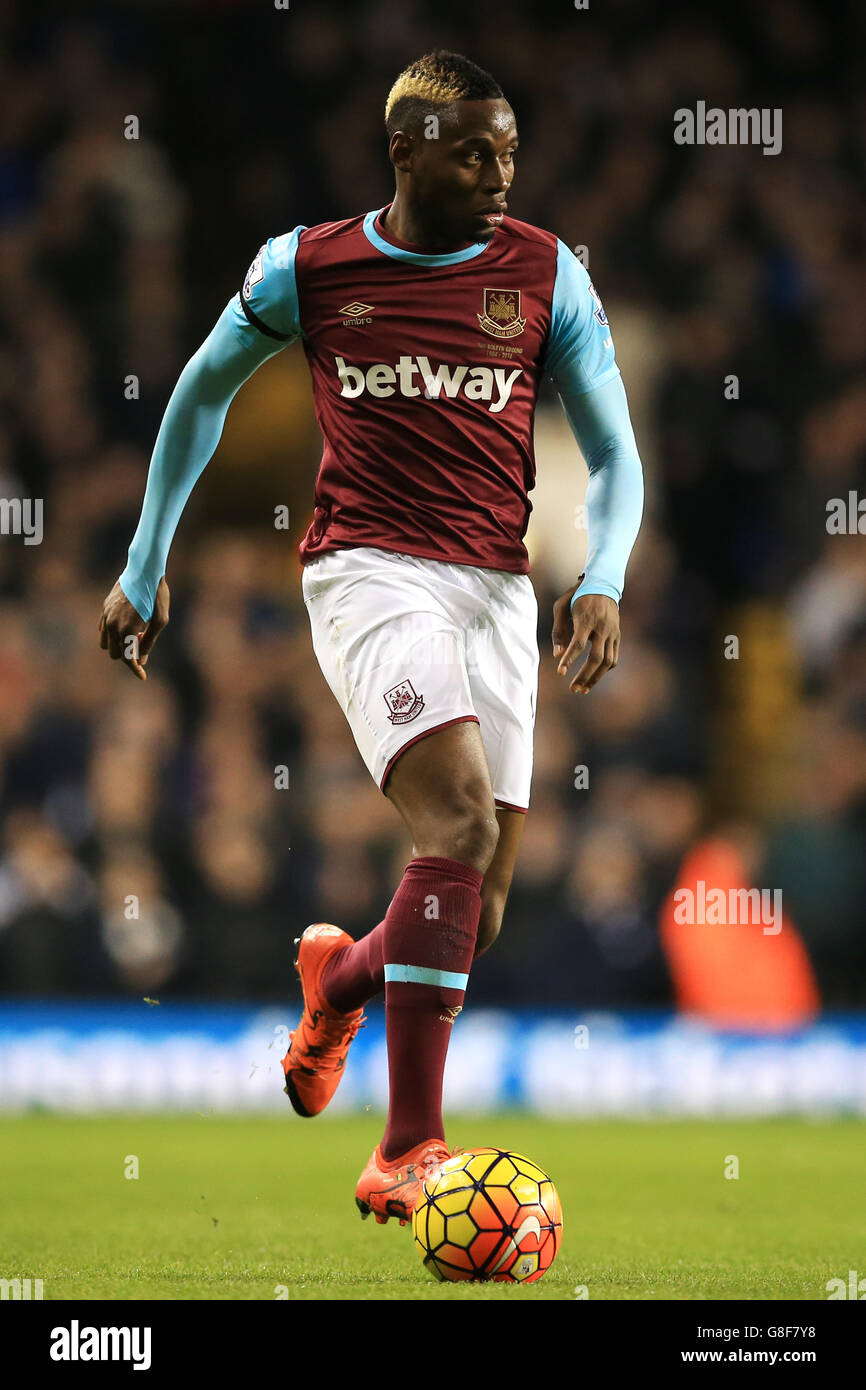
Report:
98,577,170,681
552,585,620,694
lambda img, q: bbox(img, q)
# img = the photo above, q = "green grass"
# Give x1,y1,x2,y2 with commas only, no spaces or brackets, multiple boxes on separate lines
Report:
0,1114,861,1299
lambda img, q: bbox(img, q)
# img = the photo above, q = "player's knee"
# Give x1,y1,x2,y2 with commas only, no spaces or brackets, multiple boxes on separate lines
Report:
443,790,500,873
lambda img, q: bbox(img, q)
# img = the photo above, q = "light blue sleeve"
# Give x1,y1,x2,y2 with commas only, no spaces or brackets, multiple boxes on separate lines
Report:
556,372,645,608
542,239,621,392
543,240,643,606
226,227,306,343
118,231,304,621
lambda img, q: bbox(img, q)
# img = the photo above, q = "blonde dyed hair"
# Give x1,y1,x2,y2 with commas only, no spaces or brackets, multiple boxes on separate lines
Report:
384,50,503,134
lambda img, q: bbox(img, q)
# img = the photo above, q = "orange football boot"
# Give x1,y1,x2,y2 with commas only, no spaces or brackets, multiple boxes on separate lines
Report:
355,1138,454,1226
282,923,366,1117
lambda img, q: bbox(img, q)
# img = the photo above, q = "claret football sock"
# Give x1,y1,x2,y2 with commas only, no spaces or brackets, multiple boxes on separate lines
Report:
321,854,483,1013
378,856,482,1160
320,918,386,1014
319,855,483,1159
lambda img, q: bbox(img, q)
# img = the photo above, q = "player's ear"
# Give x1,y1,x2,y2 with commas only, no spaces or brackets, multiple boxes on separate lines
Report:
388,130,414,172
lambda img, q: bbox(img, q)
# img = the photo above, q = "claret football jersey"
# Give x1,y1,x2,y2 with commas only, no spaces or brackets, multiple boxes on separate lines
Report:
227,205,620,574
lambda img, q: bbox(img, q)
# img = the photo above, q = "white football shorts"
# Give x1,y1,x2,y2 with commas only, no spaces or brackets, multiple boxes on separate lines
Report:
301,546,539,811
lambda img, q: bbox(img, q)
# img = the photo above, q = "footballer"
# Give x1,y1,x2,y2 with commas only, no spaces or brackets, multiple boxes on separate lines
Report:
98,51,644,1225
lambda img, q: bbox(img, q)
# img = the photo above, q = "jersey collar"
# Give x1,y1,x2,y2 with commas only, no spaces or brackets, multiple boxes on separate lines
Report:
363,207,493,266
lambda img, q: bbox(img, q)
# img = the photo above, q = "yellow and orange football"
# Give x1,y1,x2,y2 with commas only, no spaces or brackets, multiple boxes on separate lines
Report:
412,1147,563,1283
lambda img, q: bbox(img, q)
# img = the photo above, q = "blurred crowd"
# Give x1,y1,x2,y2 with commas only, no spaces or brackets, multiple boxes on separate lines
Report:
0,0,864,1007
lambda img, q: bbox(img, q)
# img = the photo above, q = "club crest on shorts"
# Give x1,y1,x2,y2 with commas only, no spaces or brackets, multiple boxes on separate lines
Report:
384,678,425,724
477,288,526,338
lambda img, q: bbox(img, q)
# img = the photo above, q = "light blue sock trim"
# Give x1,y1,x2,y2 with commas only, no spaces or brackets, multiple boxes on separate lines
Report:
384,963,469,989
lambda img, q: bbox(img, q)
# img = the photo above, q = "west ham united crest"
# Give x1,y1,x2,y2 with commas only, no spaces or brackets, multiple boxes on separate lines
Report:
384,678,425,724
477,288,527,339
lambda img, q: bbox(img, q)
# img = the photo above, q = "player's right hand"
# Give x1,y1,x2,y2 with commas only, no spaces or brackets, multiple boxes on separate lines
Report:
98,577,170,681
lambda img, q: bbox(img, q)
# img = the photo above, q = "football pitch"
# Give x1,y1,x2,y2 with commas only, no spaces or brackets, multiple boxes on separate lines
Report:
1,1114,862,1301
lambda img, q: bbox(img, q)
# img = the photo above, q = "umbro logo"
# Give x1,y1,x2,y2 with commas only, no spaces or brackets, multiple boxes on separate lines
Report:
340,301,374,326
